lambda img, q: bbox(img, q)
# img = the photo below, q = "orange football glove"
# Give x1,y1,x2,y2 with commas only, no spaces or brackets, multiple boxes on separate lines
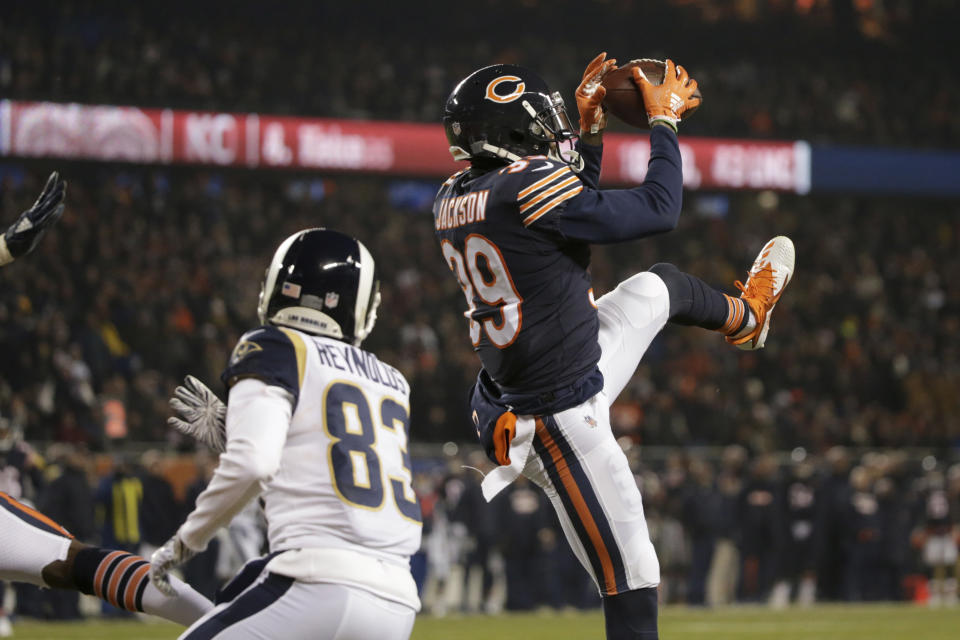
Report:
632,59,701,131
576,52,618,134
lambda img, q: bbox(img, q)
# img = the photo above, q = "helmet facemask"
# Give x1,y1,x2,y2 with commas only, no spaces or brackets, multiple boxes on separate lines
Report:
521,92,583,172
355,281,381,346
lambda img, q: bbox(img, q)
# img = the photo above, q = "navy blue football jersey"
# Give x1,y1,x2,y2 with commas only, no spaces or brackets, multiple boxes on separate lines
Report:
434,127,683,409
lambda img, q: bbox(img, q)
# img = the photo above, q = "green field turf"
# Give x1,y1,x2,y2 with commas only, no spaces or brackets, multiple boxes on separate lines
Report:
7,604,959,639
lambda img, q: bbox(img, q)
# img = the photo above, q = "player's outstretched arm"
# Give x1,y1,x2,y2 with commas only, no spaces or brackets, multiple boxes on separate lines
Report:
521,126,683,244
152,378,293,595
0,171,66,267
149,375,229,596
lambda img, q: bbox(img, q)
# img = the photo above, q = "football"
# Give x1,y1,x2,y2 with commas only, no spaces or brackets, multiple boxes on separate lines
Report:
601,58,703,128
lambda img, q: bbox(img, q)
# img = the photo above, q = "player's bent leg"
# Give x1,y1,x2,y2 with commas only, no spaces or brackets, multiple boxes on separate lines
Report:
180,579,416,640
595,271,671,402
0,491,212,626
647,262,750,335
596,252,790,402
0,492,73,587
71,546,213,626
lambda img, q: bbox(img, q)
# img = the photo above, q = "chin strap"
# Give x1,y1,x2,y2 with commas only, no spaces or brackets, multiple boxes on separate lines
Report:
556,148,584,173
453,140,583,174
448,141,523,164
474,142,522,163
449,145,472,161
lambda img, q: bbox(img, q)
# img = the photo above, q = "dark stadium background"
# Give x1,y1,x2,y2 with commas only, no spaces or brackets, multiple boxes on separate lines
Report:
1,0,958,626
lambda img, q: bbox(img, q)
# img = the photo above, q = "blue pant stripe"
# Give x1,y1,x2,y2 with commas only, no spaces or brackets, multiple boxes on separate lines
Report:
533,427,607,589
0,493,70,538
535,415,629,594
184,573,295,640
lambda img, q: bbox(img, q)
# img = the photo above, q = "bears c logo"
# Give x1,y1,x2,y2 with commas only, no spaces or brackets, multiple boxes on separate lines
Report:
485,76,525,103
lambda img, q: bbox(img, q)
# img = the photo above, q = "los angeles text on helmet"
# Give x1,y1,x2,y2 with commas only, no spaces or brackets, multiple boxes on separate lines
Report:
434,189,490,231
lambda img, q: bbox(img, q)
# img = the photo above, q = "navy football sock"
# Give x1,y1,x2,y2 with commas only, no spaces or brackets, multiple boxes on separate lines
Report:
602,587,659,639
72,546,212,625
648,262,748,334
72,547,151,610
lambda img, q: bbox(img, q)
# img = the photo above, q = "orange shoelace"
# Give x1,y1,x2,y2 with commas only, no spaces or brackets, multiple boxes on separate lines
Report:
735,264,778,305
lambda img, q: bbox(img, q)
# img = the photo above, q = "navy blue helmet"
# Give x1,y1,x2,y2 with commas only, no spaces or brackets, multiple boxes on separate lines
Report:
443,64,580,168
257,229,380,346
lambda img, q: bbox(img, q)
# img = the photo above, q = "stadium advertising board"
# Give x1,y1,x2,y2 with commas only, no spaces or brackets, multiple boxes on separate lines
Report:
0,100,811,192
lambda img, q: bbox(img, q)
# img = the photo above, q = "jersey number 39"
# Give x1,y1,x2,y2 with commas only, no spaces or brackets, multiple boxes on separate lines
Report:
441,234,523,348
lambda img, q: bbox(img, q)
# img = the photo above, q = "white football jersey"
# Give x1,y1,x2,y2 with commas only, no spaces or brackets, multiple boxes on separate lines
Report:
223,325,422,564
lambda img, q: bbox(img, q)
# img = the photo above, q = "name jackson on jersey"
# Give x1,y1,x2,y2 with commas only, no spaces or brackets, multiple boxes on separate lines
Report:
434,183,490,231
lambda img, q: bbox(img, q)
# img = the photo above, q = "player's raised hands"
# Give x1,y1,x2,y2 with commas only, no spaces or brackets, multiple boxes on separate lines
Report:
0,171,66,266
632,59,701,131
576,52,618,135
168,375,227,453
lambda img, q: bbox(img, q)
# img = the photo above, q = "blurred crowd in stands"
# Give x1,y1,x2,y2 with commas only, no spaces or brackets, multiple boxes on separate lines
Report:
2,161,959,611
422,444,960,611
2,0,958,148
1,0,959,618
2,441,958,619
1,168,957,451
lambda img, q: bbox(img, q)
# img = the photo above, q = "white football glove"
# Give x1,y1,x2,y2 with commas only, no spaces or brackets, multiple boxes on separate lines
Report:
168,375,226,453
149,535,196,597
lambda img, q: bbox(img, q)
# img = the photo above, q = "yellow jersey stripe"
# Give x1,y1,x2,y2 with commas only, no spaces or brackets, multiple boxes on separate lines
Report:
277,327,307,388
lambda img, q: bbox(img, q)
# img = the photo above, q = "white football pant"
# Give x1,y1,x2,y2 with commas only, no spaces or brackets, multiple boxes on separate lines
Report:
521,272,669,595
179,577,416,640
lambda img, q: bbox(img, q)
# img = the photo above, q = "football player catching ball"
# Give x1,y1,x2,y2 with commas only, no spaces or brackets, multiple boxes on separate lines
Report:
433,54,794,639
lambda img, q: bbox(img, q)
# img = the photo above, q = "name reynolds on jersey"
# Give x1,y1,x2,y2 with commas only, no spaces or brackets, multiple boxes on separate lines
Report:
434,189,490,231
315,341,409,395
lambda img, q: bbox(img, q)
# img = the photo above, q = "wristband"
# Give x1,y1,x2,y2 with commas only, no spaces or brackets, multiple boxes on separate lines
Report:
650,118,678,133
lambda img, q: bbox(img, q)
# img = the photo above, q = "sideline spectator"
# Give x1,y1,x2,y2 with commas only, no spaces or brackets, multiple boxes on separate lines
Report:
138,449,180,560
35,444,94,619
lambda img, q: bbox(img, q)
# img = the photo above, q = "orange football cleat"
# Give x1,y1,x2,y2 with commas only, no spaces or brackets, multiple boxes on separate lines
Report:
727,236,795,350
